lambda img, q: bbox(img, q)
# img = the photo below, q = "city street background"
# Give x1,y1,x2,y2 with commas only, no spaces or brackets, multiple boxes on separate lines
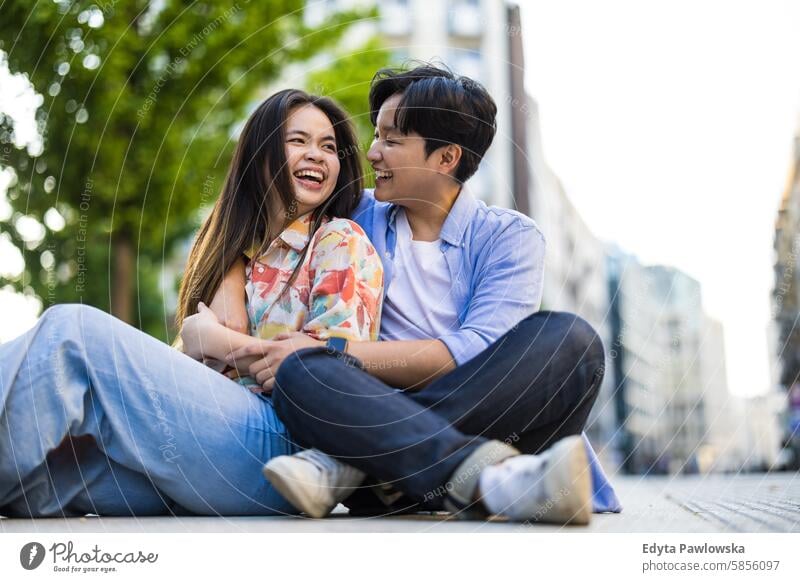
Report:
0,0,798,516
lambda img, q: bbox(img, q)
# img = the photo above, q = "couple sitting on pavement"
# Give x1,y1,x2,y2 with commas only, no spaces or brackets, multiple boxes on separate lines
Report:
0,63,620,523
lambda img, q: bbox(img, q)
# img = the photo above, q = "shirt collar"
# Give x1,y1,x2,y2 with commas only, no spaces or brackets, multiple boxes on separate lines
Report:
387,204,401,232
277,212,315,251
440,185,477,246
386,185,476,247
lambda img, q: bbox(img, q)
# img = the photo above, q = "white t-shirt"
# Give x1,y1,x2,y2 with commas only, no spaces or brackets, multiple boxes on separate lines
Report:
380,209,460,340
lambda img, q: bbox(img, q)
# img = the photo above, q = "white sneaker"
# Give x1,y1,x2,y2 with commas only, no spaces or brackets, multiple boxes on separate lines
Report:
263,449,365,518
478,435,592,524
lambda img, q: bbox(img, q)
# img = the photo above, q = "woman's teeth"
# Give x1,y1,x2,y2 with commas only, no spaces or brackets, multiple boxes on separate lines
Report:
375,170,393,180
293,170,324,183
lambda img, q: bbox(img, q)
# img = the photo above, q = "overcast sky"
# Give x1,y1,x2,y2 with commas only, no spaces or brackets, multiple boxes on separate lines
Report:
520,0,800,397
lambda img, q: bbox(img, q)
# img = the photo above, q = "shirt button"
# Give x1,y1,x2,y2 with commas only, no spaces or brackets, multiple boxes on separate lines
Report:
384,252,391,258
257,266,264,273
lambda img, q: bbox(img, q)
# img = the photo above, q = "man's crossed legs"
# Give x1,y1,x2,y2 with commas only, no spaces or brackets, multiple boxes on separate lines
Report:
270,311,605,522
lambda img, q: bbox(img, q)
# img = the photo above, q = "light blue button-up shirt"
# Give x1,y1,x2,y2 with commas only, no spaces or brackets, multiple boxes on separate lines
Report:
353,188,546,366
352,188,622,514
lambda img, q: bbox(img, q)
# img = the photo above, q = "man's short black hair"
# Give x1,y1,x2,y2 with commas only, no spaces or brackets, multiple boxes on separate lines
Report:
368,63,497,183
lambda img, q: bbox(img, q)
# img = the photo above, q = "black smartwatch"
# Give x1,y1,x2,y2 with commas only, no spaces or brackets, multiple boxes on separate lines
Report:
325,336,348,355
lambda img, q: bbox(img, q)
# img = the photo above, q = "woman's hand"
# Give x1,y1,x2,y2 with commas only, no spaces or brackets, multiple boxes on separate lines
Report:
180,302,224,360
209,258,249,335
225,331,324,394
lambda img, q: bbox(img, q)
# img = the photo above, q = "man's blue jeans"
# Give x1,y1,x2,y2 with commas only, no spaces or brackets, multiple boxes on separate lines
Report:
272,311,605,510
0,304,300,517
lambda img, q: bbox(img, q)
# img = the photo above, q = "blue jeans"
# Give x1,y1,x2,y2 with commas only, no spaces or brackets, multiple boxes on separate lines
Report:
272,311,605,511
0,304,300,517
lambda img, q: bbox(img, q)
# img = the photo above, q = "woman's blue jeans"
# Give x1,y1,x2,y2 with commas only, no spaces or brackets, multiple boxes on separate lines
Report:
0,304,300,517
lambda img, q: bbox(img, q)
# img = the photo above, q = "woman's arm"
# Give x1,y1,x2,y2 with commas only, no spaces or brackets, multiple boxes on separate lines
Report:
208,257,249,334
180,302,262,373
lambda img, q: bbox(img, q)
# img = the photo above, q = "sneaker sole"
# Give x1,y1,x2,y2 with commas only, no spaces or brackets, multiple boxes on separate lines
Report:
535,435,592,525
263,456,333,519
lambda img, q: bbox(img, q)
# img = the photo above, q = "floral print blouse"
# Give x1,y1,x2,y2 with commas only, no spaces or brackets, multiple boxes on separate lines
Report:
245,212,384,347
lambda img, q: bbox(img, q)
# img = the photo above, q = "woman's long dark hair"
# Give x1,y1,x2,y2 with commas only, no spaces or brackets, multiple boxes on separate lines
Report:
175,89,364,330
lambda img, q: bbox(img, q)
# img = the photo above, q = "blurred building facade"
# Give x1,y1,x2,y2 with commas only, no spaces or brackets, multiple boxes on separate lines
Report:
700,316,750,472
742,392,786,471
771,127,800,468
606,253,705,473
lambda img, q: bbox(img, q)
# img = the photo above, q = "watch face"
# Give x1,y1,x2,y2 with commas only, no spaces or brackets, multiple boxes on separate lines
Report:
327,337,347,353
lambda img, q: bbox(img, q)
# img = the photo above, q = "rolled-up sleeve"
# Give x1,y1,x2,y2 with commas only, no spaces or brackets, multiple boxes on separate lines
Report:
438,222,545,366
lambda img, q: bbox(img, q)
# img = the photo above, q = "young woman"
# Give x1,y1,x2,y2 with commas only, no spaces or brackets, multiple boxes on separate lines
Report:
176,89,383,390
0,89,383,517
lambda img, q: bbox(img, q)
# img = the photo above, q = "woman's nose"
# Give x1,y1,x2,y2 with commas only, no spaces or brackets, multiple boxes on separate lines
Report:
305,144,323,161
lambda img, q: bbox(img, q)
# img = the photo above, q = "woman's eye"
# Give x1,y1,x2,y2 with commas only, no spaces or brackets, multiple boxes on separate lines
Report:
323,144,336,152
288,138,304,144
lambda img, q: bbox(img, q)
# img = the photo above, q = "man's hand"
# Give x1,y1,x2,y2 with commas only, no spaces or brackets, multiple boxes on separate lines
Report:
225,331,324,393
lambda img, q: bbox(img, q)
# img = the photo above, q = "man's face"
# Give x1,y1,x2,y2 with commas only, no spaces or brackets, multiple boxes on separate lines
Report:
366,93,442,205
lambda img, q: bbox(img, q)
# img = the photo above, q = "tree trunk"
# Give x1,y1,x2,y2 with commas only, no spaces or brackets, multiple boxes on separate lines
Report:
111,233,134,324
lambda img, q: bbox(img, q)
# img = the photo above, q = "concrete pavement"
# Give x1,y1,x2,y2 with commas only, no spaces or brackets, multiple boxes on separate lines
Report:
2,473,798,533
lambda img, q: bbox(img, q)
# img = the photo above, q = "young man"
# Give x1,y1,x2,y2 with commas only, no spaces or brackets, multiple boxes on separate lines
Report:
223,65,620,523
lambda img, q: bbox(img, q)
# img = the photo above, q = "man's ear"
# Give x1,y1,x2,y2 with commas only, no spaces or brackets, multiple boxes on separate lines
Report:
437,144,462,178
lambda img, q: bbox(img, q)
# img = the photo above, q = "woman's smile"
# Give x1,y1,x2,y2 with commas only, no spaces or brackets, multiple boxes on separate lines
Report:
292,167,327,192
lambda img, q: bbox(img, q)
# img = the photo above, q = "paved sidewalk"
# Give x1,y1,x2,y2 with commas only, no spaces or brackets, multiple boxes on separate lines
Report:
1,473,798,533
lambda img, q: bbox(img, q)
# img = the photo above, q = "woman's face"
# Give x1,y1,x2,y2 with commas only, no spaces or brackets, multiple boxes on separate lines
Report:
283,104,341,217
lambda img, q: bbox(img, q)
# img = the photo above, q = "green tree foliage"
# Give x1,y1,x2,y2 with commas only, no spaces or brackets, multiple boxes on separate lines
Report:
0,0,370,340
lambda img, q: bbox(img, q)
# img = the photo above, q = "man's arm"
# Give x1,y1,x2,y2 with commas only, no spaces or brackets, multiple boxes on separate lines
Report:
345,338,456,390
225,334,456,391
437,222,545,366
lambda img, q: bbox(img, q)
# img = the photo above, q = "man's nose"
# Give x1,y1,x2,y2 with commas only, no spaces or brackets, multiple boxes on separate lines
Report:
366,140,381,163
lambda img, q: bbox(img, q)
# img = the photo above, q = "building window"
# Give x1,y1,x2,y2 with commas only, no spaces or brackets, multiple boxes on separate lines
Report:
448,0,482,38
